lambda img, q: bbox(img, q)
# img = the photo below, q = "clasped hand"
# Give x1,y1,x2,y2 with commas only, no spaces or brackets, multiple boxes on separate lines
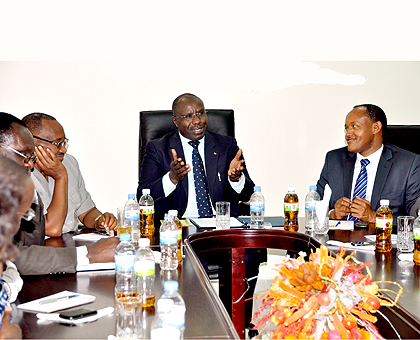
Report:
332,197,376,223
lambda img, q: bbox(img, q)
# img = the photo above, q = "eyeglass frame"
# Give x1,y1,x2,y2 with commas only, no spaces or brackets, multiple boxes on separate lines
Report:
33,136,69,149
0,143,37,164
173,110,207,121
18,207,36,221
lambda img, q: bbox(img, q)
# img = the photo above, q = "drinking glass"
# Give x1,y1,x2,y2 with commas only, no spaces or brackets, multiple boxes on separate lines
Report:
116,297,142,340
397,216,414,253
216,201,230,230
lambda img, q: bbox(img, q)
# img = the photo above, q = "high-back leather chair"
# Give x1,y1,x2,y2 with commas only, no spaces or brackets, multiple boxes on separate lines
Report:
383,125,420,155
138,109,235,175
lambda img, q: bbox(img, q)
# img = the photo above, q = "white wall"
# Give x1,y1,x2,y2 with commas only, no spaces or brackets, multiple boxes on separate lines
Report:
1,2,419,218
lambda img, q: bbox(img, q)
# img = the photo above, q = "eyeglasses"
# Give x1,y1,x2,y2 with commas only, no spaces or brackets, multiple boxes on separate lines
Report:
18,207,36,221
175,110,207,121
33,136,69,149
0,143,37,164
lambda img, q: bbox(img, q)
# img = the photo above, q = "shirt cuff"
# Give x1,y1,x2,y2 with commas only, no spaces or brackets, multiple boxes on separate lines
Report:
162,172,177,197
229,173,245,193
76,246,90,267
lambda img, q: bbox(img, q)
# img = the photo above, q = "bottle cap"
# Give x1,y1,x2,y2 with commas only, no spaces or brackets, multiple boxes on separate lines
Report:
287,187,295,192
380,199,389,206
164,280,179,292
254,186,261,191
138,238,150,247
309,185,317,191
142,188,150,195
119,233,131,241
128,194,135,199
157,298,174,312
168,210,178,217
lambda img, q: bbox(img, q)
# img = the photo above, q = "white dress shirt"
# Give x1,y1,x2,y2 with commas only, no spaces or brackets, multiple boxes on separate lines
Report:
350,145,384,202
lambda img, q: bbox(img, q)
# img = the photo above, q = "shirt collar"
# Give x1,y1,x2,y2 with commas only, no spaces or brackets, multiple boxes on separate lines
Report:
356,144,383,166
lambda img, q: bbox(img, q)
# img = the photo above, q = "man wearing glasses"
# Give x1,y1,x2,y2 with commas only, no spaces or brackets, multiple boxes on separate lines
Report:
0,112,118,276
138,93,255,224
21,113,117,237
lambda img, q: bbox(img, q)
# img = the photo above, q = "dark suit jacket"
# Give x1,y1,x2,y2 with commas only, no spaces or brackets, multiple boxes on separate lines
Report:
13,194,77,276
137,130,255,224
316,144,420,225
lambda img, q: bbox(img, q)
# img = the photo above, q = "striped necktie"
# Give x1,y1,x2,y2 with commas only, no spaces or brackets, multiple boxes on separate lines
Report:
349,158,370,222
189,140,213,217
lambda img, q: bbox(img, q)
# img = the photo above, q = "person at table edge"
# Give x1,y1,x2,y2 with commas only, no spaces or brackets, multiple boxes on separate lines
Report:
316,104,420,227
22,113,117,237
0,112,118,276
137,93,255,224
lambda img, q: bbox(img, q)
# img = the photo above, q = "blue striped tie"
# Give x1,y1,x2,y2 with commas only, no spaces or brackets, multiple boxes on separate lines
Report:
349,158,370,221
189,141,213,217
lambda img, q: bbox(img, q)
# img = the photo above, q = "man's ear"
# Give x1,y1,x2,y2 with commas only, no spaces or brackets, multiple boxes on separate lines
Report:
373,121,382,135
172,116,178,128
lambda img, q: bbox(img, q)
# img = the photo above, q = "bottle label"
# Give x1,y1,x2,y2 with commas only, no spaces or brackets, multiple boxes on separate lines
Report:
305,202,315,211
375,218,393,229
178,229,182,240
125,210,140,221
414,227,420,240
134,260,155,276
140,206,154,215
160,231,178,245
284,203,299,212
115,254,135,271
250,202,264,212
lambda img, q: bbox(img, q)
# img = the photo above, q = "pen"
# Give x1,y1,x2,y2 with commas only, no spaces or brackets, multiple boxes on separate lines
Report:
334,221,341,228
218,172,221,181
39,294,79,305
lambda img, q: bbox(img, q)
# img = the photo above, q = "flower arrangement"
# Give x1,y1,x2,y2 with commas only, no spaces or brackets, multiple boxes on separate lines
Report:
252,245,403,340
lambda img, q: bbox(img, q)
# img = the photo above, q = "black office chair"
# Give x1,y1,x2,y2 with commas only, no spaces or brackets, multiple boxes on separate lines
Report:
383,125,420,155
138,109,235,175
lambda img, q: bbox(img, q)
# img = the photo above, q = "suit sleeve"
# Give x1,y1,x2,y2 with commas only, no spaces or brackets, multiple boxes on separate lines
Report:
13,245,77,276
316,154,329,201
137,142,167,202
405,155,420,215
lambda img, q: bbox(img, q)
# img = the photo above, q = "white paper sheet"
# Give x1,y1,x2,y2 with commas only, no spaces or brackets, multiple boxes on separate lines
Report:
329,220,354,230
36,306,114,324
190,217,243,229
18,290,96,313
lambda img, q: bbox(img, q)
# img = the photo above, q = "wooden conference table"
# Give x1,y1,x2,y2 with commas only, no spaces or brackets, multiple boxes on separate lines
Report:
15,219,420,339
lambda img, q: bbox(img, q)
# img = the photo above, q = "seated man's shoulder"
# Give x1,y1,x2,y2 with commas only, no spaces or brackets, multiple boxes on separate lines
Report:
206,130,236,144
325,146,350,159
385,144,420,162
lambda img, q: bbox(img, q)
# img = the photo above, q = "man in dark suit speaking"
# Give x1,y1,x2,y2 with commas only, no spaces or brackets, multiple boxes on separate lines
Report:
317,104,420,226
137,93,255,224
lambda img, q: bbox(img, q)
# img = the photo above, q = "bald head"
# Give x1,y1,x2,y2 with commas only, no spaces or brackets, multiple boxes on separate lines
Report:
172,93,204,116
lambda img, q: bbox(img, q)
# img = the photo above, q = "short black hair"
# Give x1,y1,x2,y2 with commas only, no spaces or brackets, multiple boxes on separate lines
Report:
0,112,27,144
22,112,57,135
353,104,387,135
172,93,203,115
0,155,32,261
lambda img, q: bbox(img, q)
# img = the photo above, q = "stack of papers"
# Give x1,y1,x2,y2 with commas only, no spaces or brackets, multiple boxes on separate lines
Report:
18,290,96,313
365,234,398,244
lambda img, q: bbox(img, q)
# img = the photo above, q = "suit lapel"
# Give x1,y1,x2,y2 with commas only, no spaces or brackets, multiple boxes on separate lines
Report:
343,151,356,198
204,132,218,205
371,146,392,209
169,133,188,196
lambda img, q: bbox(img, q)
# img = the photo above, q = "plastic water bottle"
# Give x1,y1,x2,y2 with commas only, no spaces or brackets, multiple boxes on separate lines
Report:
168,210,182,264
124,194,140,247
160,214,178,270
250,186,265,229
305,185,321,232
115,234,137,305
134,238,156,309
284,187,299,232
139,189,155,238
157,281,186,336
150,299,181,340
